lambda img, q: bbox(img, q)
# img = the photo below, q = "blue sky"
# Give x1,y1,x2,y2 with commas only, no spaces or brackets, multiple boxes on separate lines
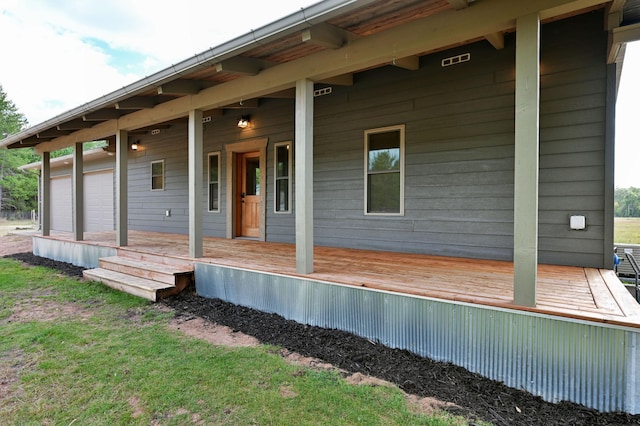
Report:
0,1,638,187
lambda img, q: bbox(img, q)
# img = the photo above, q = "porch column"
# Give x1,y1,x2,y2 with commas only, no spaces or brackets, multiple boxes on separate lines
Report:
72,142,84,241
295,78,314,274
513,13,540,307
41,152,50,236
188,109,203,258
116,130,128,247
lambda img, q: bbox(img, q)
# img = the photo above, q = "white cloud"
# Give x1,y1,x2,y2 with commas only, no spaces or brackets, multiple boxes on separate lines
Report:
0,0,314,125
616,41,640,188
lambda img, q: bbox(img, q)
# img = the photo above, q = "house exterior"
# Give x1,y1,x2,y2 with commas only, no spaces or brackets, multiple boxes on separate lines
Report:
5,0,640,413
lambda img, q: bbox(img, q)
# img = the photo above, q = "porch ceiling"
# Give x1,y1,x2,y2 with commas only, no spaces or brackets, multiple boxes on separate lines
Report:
0,0,626,153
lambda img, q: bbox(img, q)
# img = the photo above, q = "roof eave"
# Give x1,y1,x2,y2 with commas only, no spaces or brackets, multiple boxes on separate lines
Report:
0,0,374,150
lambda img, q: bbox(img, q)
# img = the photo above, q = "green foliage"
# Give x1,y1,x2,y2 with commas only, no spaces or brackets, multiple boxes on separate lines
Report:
0,85,37,214
0,84,28,137
0,258,464,425
51,140,108,159
614,187,640,217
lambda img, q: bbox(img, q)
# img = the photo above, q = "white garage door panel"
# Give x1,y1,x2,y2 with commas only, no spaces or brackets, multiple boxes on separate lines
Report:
50,176,72,232
84,170,114,232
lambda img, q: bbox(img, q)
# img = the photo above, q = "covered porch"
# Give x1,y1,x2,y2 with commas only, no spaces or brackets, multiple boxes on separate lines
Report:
35,230,640,329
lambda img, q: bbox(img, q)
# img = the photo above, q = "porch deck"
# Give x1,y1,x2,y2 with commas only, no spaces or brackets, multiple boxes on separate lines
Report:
41,230,640,328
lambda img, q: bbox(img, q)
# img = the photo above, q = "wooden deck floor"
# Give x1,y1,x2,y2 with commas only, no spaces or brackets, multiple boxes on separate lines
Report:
43,230,640,328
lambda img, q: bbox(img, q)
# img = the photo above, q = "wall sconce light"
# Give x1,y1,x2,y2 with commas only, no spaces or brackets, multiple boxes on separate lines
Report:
237,115,250,129
131,140,140,151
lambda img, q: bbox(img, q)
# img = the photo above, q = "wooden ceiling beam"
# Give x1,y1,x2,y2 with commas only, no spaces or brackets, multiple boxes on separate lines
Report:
302,22,350,49
392,56,420,70
608,22,640,63
37,129,70,138
215,57,264,75
485,31,505,49
83,109,121,121
316,74,353,86
157,79,203,95
447,0,469,10
115,97,156,110
222,99,259,109
57,120,94,130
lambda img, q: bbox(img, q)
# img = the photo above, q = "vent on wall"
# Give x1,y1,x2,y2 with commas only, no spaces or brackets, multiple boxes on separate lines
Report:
313,87,332,97
441,53,470,67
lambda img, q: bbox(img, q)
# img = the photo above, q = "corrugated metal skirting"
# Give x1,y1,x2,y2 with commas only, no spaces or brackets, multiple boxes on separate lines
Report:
195,262,640,414
33,237,116,268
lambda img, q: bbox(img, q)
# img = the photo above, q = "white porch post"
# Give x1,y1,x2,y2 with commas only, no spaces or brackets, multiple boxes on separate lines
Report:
41,152,50,236
188,109,203,258
513,13,540,307
72,142,84,241
116,130,128,247
295,79,314,274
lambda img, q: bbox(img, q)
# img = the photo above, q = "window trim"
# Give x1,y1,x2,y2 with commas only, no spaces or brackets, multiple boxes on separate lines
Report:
363,124,405,216
208,152,221,213
150,159,165,191
273,141,293,214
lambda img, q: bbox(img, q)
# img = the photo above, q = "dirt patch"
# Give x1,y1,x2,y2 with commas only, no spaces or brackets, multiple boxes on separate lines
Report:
0,234,32,256
168,316,260,347
4,299,92,324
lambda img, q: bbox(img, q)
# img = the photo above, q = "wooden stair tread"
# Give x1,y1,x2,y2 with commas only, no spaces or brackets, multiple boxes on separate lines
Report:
84,268,175,291
100,256,193,275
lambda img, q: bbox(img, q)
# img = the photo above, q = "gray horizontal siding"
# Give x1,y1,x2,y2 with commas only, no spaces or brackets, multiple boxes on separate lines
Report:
113,12,607,268
537,11,607,266
309,11,607,266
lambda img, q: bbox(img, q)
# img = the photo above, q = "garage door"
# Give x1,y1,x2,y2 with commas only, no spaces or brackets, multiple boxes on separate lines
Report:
83,170,114,232
50,176,72,232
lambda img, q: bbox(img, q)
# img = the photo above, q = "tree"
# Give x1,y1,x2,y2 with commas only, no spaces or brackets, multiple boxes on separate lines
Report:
614,187,640,217
0,84,38,215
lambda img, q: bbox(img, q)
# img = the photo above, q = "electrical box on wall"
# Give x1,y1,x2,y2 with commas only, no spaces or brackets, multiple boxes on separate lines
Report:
569,215,586,230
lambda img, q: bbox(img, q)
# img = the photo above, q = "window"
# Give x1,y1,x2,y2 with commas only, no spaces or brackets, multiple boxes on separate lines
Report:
274,142,292,213
151,160,165,191
364,125,404,215
208,152,220,212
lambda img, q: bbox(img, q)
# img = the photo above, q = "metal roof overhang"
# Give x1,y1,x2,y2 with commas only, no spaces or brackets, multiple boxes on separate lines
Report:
1,0,634,153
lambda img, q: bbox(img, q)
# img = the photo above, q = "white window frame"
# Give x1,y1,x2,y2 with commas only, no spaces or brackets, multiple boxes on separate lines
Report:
364,124,405,216
208,152,221,212
151,159,165,191
273,141,293,214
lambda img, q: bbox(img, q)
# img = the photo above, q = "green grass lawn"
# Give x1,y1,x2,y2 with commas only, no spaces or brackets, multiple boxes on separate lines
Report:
614,217,640,244
0,258,470,425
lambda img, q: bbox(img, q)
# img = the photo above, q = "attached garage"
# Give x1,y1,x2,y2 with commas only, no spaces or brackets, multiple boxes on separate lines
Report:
50,175,72,232
83,169,114,232
48,169,114,233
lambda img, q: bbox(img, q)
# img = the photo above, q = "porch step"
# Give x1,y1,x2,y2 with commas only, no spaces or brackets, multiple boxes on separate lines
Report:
117,248,193,269
83,268,181,302
84,254,194,302
99,256,192,286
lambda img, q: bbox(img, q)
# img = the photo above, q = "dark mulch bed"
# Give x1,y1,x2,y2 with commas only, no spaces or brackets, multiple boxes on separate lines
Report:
6,252,640,425
5,252,86,277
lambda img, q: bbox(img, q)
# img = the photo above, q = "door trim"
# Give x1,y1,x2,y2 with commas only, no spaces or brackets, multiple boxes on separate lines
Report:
224,138,268,240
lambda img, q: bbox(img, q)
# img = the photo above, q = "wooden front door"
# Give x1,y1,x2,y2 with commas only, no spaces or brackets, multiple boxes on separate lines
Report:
237,152,261,238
